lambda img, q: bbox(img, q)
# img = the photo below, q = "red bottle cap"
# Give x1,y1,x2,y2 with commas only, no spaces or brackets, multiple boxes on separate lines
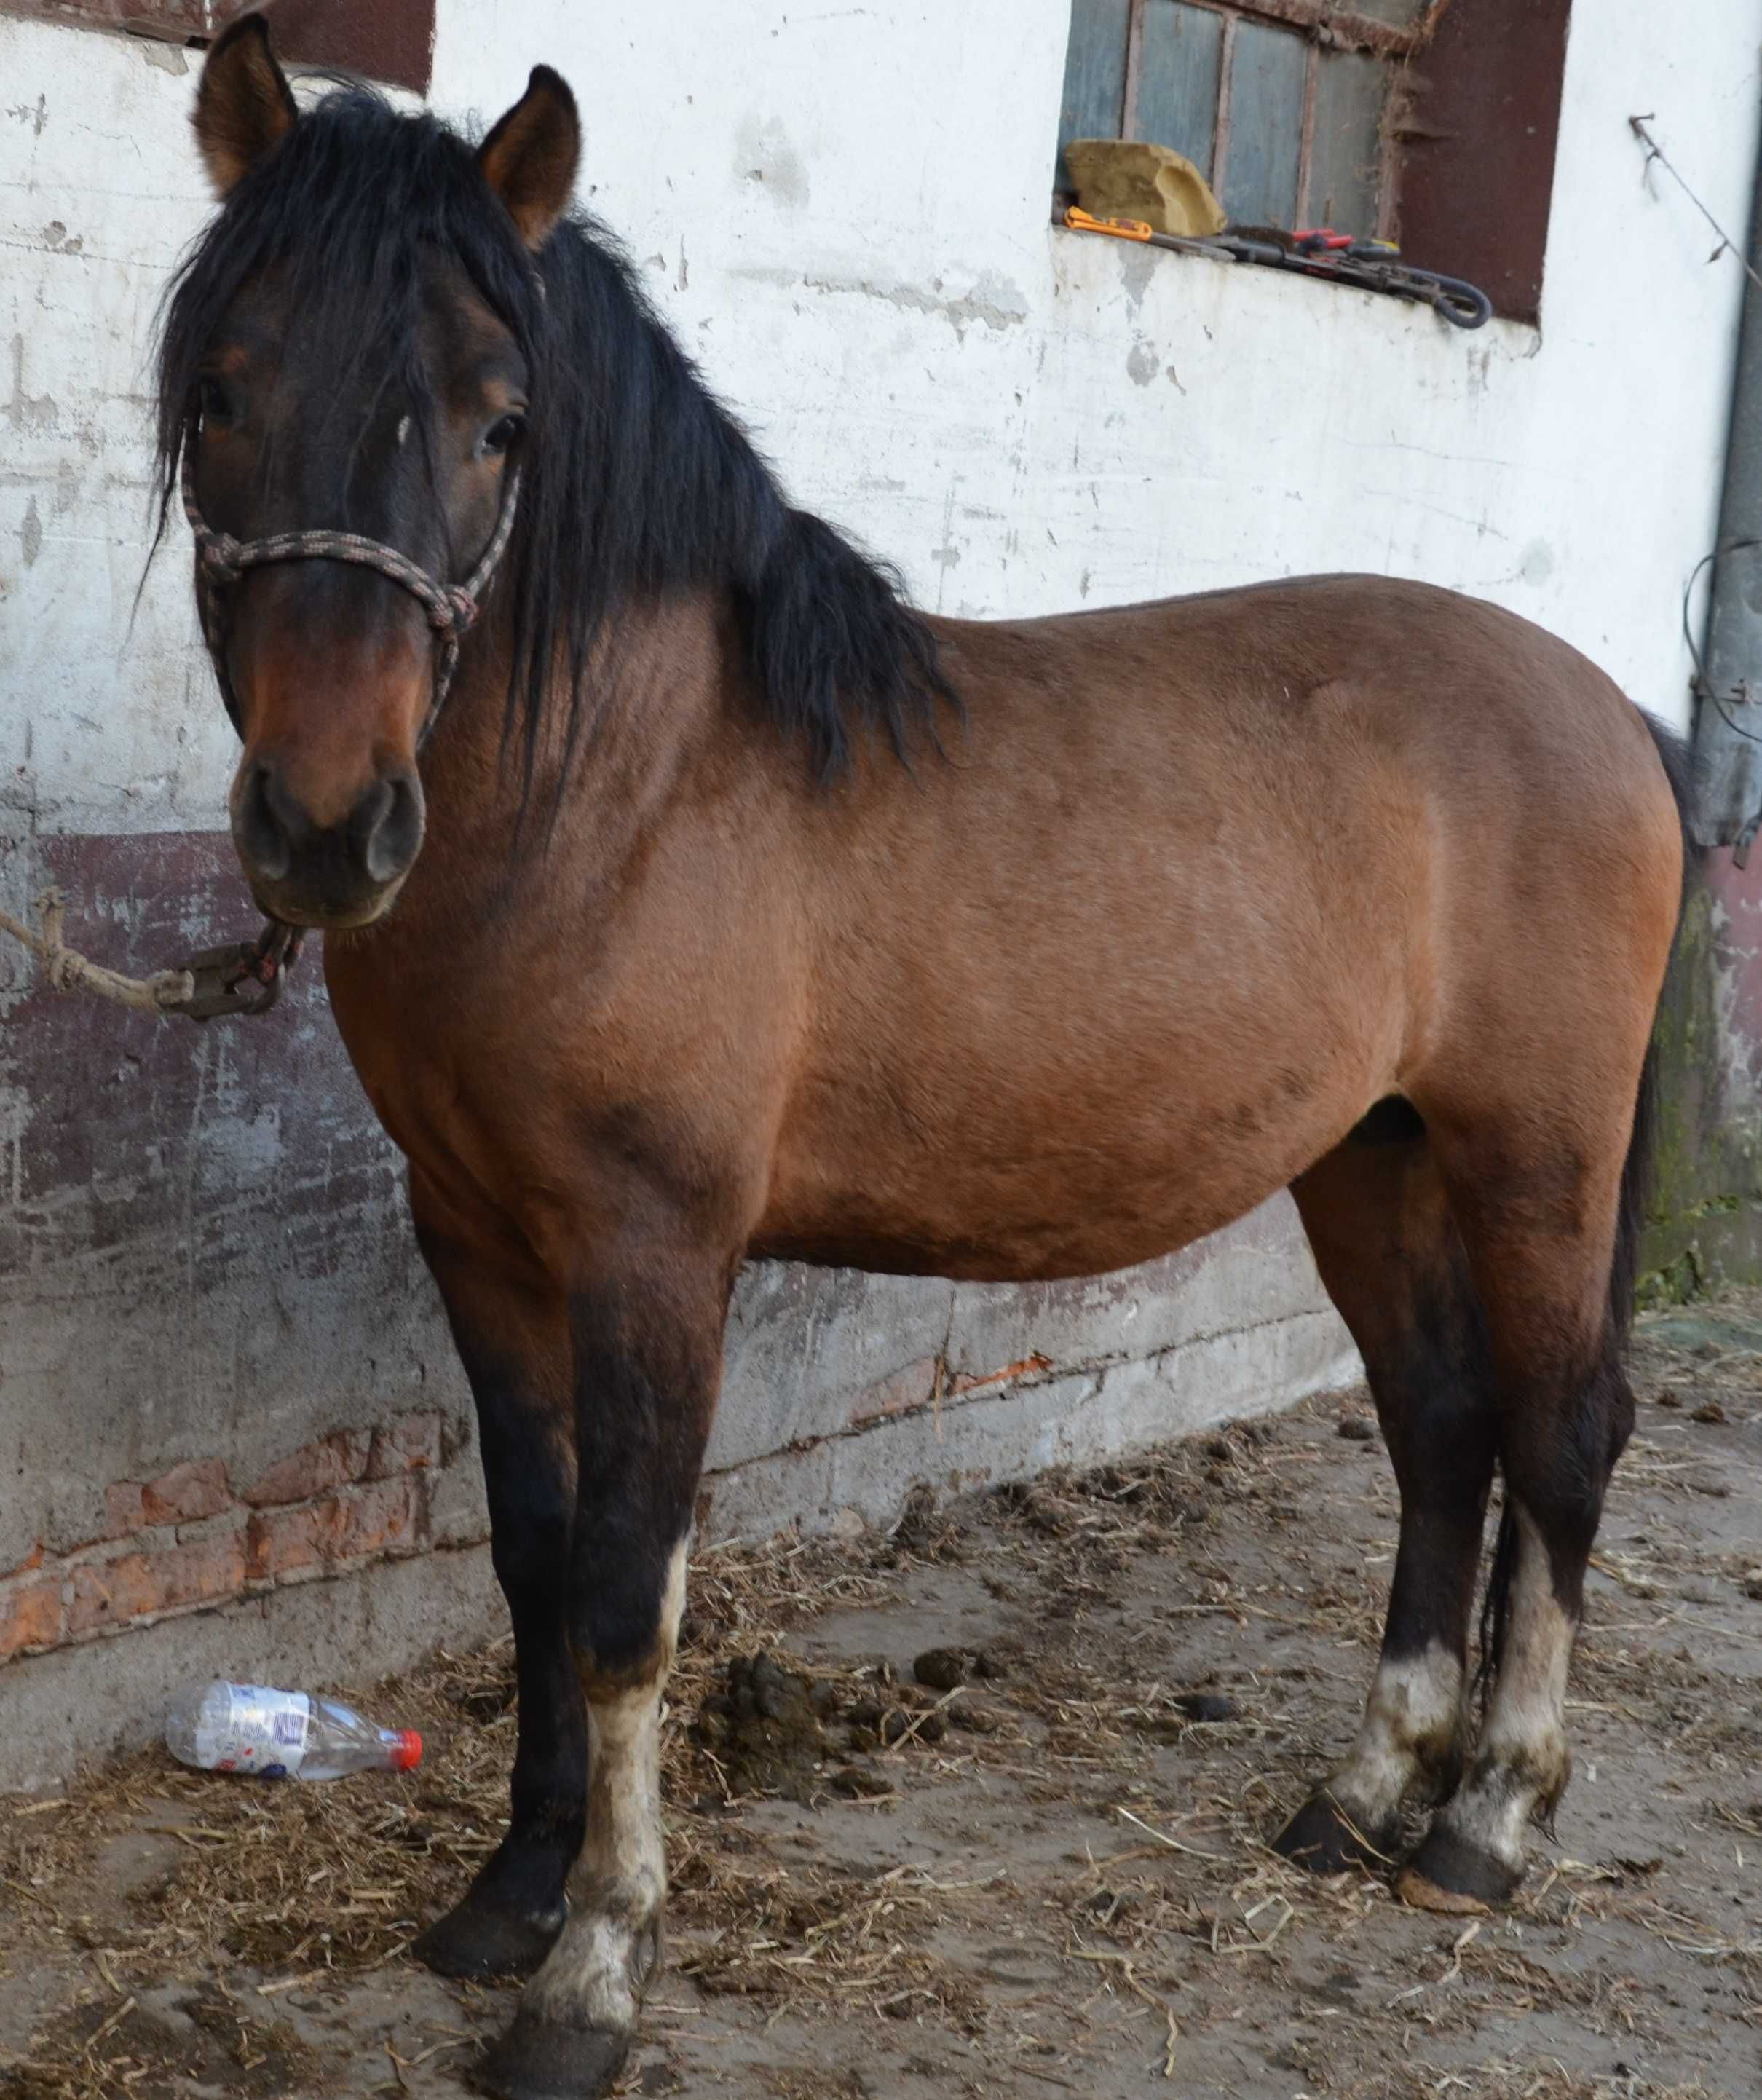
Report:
390,1730,423,1772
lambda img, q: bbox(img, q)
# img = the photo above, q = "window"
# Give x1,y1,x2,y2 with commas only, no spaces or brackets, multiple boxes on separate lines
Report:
1054,0,1572,322
0,0,436,93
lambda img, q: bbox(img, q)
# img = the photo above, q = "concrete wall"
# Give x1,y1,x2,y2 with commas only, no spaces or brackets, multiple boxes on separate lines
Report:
1647,852,1762,1303
2,0,1758,1783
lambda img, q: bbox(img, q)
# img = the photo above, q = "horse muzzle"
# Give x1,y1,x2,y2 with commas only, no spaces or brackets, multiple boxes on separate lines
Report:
230,751,425,928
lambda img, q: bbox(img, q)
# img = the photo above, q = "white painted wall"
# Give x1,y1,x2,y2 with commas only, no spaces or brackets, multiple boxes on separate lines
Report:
0,3,1753,1758
4,0,1758,839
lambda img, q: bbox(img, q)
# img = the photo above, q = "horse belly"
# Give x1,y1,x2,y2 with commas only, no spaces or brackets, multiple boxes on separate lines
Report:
754,1025,1370,1284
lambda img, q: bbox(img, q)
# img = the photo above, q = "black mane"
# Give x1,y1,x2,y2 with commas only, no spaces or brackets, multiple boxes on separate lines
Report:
154,82,957,789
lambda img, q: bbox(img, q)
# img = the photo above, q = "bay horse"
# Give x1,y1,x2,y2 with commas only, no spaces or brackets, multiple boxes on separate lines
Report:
160,20,1690,2098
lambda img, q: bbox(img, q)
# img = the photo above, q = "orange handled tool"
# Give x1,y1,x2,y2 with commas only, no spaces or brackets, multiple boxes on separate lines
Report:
1062,205,1153,242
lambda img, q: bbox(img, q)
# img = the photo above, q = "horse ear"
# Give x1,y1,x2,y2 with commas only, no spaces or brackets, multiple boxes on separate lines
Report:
478,66,580,250
193,14,297,198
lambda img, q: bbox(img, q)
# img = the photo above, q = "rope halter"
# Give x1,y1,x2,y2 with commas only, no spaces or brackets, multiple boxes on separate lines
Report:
180,441,521,748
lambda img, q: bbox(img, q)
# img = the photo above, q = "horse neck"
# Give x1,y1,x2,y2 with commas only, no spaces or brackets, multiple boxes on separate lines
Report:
376,590,738,947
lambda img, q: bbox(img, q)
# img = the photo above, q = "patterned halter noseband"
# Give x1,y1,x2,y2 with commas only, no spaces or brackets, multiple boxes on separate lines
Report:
180,441,522,747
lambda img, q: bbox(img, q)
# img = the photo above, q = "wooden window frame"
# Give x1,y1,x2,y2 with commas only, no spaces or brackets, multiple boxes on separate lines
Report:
0,0,436,93
1067,1,1443,242
1058,0,1572,324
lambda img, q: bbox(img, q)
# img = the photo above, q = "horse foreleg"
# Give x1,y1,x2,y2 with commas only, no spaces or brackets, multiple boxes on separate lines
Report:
526,1543,685,2058
483,1268,721,2100
411,1216,585,1979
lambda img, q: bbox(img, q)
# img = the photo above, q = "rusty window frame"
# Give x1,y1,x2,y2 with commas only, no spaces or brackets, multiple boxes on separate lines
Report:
1063,0,1444,238
1057,1,1576,324
0,0,247,36
0,0,436,92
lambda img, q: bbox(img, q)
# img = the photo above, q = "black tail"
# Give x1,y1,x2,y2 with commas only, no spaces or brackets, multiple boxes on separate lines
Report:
1481,708,1699,1694
1609,711,1699,1349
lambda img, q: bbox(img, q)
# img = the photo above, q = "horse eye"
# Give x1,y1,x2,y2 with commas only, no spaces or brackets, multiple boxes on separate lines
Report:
481,414,525,457
197,375,237,428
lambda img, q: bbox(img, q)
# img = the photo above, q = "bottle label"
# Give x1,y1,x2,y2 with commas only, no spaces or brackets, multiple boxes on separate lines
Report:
194,1685,311,1777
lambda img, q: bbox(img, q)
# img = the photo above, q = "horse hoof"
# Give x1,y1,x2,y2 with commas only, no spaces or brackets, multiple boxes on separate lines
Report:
475,2013,632,2100
1272,1791,1399,1876
1395,1827,1521,1914
414,1894,567,1980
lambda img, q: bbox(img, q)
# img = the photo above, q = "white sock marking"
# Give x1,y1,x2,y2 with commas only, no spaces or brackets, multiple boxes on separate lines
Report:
1432,1504,1574,1874
1329,1639,1465,1831
523,1539,687,2034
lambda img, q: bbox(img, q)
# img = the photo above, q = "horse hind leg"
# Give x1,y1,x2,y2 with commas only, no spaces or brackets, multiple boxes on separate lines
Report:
1275,1103,1498,1875
1394,1108,1638,1911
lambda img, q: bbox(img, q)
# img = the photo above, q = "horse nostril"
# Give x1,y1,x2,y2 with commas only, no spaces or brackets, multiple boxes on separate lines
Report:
234,759,293,883
355,767,425,885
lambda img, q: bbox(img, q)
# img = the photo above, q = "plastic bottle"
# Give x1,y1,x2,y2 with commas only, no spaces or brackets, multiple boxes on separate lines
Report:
164,1680,422,1781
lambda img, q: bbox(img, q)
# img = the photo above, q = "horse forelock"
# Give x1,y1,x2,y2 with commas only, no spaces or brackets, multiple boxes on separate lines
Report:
152,80,957,806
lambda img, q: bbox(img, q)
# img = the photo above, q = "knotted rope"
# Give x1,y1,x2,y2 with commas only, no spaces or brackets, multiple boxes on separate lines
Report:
1,888,298,1021
0,888,196,1014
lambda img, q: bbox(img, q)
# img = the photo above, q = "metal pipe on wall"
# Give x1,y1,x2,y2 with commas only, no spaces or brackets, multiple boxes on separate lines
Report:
1693,143,1762,858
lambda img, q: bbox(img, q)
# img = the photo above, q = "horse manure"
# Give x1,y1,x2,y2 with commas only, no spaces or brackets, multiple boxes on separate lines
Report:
948,1702,1006,1734
1337,1415,1377,1442
692,1651,829,1803
912,1646,970,1692
828,1764,896,1799
880,1707,947,1745
1173,1692,1240,1724
1691,1400,1729,1424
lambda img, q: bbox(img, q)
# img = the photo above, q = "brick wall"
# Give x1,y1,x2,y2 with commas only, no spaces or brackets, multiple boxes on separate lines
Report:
0,1408,461,1665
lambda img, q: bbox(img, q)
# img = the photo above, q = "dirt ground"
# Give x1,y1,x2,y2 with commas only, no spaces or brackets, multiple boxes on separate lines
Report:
5,1301,1762,2100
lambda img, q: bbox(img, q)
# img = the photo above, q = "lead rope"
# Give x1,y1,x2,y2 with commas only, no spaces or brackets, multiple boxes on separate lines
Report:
1,888,303,1022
